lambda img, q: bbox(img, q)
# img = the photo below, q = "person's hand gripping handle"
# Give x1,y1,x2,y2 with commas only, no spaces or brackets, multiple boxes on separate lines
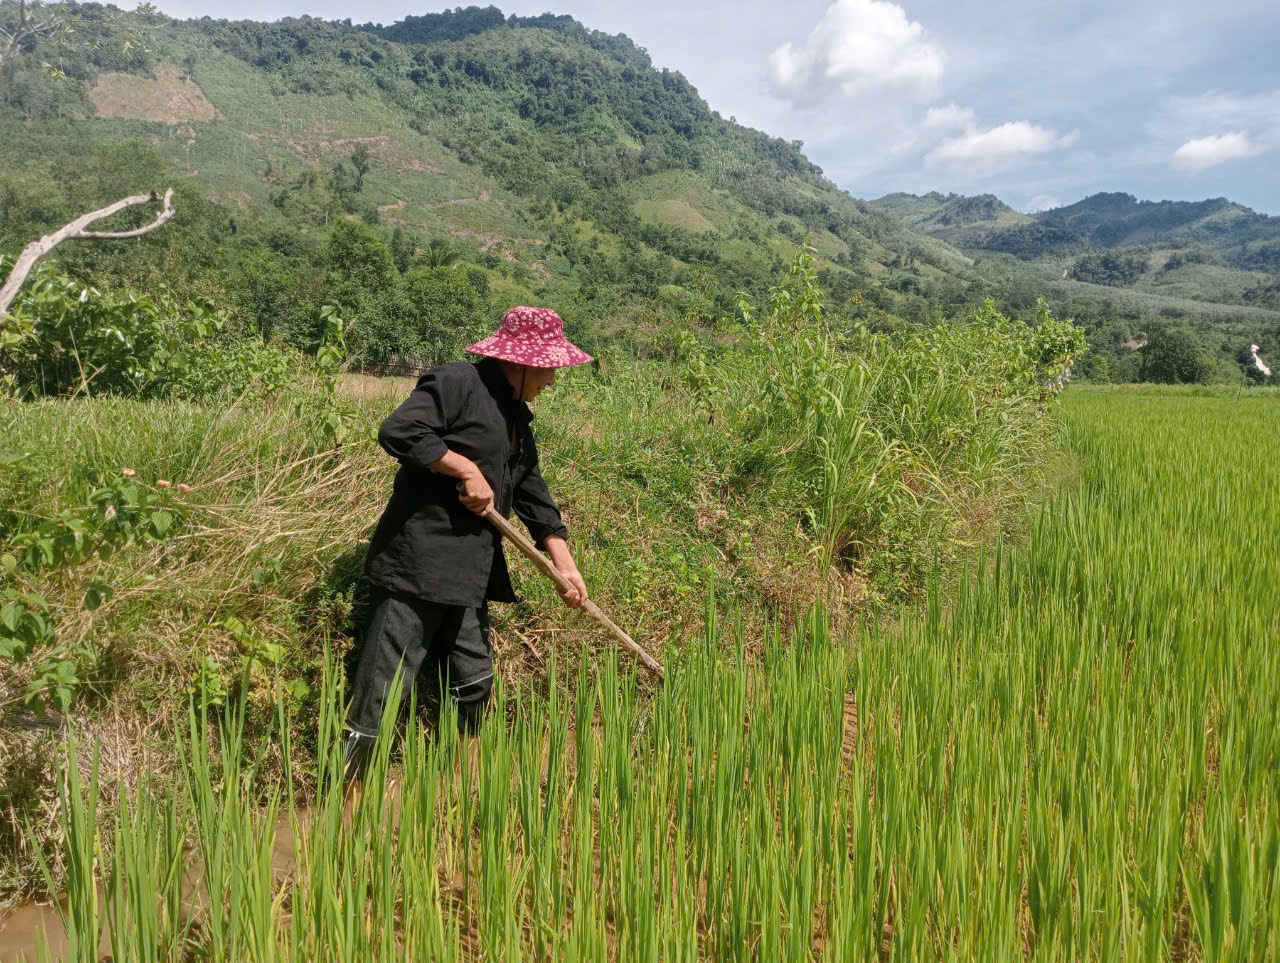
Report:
481,508,664,682
449,472,662,680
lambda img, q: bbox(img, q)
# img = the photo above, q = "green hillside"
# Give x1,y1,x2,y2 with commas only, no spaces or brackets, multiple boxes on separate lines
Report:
871,189,1280,380
1,2,985,359
871,189,1280,269
870,190,1280,305
870,190,1031,245
1041,192,1280,255
2,1,1275,384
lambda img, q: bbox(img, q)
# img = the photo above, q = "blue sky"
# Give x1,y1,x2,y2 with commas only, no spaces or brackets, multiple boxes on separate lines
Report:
126,0,1280,214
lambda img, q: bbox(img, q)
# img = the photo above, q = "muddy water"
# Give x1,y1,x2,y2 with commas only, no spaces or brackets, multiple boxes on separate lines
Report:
0,805,311,963
0,900,78,963
0,891,111,963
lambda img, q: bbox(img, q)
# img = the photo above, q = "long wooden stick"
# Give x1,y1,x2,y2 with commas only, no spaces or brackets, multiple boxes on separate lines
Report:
484,509,664,681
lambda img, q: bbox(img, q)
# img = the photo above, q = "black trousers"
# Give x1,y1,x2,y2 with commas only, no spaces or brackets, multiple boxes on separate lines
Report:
344,583,493,779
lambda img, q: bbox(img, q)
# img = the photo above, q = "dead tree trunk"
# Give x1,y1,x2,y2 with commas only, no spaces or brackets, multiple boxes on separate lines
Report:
0,188,175,320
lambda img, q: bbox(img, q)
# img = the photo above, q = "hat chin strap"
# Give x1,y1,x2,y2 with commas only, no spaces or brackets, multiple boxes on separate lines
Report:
511,366,528,452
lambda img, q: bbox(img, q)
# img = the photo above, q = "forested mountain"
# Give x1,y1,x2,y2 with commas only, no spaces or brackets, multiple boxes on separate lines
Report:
871,190,1280,266
871,189,1280,298
870,188,1280,379
2,2,1276,382
870,192,1031,245
1041,193,1280,257
1,1,987,366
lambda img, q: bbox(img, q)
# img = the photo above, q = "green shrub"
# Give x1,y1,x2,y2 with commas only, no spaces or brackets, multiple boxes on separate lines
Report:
399,265,490,357
1069,250,1149,286
158,338,302,401
0,258,303,401
1,259,223,398
1,468,187,711
1139,327,1209,384
324,221,398,302
339,291,421,367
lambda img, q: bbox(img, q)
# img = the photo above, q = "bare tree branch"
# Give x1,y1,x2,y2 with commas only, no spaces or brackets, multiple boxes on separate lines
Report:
0,188,175,320
0,0,65,69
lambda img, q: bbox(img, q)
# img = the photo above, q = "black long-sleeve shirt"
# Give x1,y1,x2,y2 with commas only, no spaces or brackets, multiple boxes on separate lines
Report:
363,357,569,606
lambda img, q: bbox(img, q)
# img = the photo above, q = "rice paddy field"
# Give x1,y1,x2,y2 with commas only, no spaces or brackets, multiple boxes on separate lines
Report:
12,385,1280,961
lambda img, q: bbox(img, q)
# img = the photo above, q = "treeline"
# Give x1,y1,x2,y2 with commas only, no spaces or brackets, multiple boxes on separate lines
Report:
1043,302,1278,386
1069,251,1149,287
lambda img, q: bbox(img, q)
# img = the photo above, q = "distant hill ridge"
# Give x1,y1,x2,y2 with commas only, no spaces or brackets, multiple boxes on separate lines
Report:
868,188,1280,324
870,190,1280,270
1038,192,1273,250
870,191,1030,245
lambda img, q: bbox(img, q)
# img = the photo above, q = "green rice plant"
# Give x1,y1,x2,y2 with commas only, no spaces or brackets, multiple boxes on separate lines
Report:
105,789,187,963
18,385,1280,961
31,734,101,963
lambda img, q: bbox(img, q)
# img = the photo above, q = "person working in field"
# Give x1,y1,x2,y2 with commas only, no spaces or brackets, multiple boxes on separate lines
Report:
343,306,592,781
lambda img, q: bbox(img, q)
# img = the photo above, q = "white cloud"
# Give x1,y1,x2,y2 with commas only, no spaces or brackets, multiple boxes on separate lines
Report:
1025,194,1063,212
1147,92,1280,169
768,0,944,105
1170,131,1265,172
922,103,975,130
926,121,1079,172
1154,91,1280,139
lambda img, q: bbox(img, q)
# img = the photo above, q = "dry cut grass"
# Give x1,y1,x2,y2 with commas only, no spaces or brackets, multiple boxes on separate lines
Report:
90,63,223,124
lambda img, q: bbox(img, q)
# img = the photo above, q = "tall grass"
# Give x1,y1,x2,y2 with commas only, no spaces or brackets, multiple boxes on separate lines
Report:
20,385,1280,959
802,315,1060,589
691,248,1079,599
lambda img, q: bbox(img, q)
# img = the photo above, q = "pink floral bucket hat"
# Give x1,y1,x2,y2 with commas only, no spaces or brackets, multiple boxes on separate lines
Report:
466,306,593,368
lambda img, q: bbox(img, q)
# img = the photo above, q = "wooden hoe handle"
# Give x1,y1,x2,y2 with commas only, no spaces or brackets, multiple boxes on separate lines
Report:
483,510,665,681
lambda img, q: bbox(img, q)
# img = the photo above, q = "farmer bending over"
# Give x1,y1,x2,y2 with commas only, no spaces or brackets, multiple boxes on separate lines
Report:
344,306,592,781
